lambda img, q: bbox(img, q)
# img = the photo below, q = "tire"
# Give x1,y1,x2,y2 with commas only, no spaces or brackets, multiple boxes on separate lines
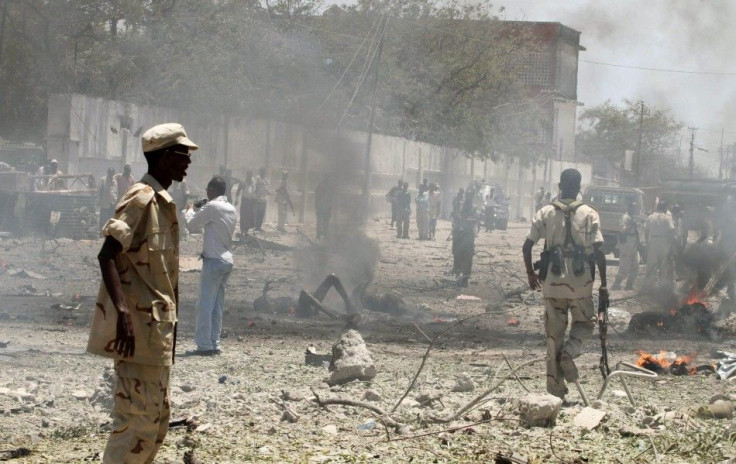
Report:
496,218,508,231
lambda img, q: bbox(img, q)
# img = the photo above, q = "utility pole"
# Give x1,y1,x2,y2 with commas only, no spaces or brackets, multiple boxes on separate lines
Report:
0,0,8,66
634,100,645,187
362,14,387,209
719,128,724,180
688,127,696,179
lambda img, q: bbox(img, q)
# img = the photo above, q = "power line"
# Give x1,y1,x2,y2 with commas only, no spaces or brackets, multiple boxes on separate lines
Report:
317,14,381,111
580,59,736,76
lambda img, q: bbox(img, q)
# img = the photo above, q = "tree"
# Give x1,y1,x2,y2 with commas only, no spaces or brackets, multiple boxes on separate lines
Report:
576,99,684,186
0,0,550,170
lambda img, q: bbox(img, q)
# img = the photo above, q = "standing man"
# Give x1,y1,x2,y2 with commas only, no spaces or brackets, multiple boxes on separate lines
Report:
428,183,441,240
98,167,118,233
395,181,411,239
522,169,607,400
275,171,294,233
254,167,270,232
87,123,197,462
534,186,546,211
386,179,402,228
453,191,477,287
114,164,135,200
644,201,676,289
415,184,430,240
236,170,256,235
184,176,237,356
47,159,67,190
611,202,641,291
315,175,334,240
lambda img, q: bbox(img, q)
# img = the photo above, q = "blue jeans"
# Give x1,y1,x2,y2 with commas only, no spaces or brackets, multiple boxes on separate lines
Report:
195,258,233,351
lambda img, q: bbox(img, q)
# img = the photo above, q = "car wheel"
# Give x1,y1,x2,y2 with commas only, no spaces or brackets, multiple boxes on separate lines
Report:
496,219,508,231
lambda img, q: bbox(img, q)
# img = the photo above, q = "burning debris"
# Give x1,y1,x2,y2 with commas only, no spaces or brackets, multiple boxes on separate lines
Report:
628,289,715,336
634,350,715,375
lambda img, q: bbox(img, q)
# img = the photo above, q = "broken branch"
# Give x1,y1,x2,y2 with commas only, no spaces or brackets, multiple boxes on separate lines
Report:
311,388,400,428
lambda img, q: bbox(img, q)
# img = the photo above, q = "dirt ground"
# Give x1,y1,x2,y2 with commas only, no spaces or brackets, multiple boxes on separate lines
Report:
0,216,735,463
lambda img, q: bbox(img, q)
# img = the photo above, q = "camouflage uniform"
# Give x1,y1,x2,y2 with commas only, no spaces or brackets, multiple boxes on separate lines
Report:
528,200,604,398
644,211,675,288
87,173,179,464
613,212,640,290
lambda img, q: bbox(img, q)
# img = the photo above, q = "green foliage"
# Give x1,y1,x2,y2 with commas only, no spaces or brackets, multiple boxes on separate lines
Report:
0,0,547,163
576,99,685,186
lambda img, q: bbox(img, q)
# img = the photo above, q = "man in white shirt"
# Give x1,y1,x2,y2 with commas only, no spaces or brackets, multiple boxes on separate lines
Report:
184,176,237,356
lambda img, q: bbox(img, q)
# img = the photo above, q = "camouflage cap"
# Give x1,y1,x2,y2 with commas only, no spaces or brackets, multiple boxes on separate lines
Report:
141,123,199,153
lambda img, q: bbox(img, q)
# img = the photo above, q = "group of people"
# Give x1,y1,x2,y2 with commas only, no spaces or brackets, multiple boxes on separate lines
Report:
610,200,687,292
86,123,608,464
385,178,442,240
96,164,136,231
33,158,67,191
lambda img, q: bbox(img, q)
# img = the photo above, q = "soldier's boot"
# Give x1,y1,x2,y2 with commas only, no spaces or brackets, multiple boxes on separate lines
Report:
559,352,579,382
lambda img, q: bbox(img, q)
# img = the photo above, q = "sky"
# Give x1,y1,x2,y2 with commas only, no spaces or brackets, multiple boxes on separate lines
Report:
499,0,736,174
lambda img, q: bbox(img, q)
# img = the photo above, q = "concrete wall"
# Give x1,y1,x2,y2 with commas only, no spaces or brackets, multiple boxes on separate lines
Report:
46,94,591,224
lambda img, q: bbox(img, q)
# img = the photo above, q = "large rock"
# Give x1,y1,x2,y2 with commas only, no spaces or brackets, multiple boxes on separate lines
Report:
451,372,475,392
327,330,376,386
518,393,563,427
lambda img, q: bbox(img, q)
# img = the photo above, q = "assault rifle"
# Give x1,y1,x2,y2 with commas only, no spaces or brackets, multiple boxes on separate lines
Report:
278,184,295,215
598,289,611,380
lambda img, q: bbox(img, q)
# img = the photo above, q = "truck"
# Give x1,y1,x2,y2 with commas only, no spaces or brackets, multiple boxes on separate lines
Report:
582,186,646,256
658,178,736,238
0,170,98,239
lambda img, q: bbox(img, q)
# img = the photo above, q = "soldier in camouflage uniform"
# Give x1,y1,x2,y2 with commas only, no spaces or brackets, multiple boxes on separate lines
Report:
611,202,641,291
87,123,198,463
522,169,608,399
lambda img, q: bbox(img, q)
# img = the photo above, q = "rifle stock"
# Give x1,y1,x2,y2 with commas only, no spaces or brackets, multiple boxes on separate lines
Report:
598,295,611,380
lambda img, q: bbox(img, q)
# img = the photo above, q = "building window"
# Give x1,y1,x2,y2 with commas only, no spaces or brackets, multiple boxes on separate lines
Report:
518,51,552,88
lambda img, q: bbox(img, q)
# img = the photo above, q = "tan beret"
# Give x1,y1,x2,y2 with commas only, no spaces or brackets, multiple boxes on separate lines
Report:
141,123,199,153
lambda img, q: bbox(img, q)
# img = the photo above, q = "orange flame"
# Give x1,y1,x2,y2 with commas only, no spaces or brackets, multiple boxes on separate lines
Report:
636,350,698,375
636,350,671,369
684,288,708,307
507,318,520,326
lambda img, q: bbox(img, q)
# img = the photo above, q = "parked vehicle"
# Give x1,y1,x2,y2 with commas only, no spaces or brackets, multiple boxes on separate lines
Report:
474,182,509,231
583,186,646,256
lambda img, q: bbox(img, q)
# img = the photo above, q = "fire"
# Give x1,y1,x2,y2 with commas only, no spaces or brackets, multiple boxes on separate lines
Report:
507,318,520,326
684,288,708,307
635,350,698,375
636,350,671,369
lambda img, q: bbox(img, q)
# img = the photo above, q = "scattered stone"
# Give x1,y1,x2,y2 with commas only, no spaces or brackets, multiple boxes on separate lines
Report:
280,390,306,402
183,449,202,464
257,446,272,455
327,330,376,386
573,407,607,430
357,420,376,431
455,294,481,301
71,390,91,400
619,424,653,437
194,423,211,433
451,373,475,392
695,399,733,420
363,389,382,402
519,394,563,427
180,385,196,393
281,408,300,423
321,424,338,435
218,375,227,384
416,393,442,408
